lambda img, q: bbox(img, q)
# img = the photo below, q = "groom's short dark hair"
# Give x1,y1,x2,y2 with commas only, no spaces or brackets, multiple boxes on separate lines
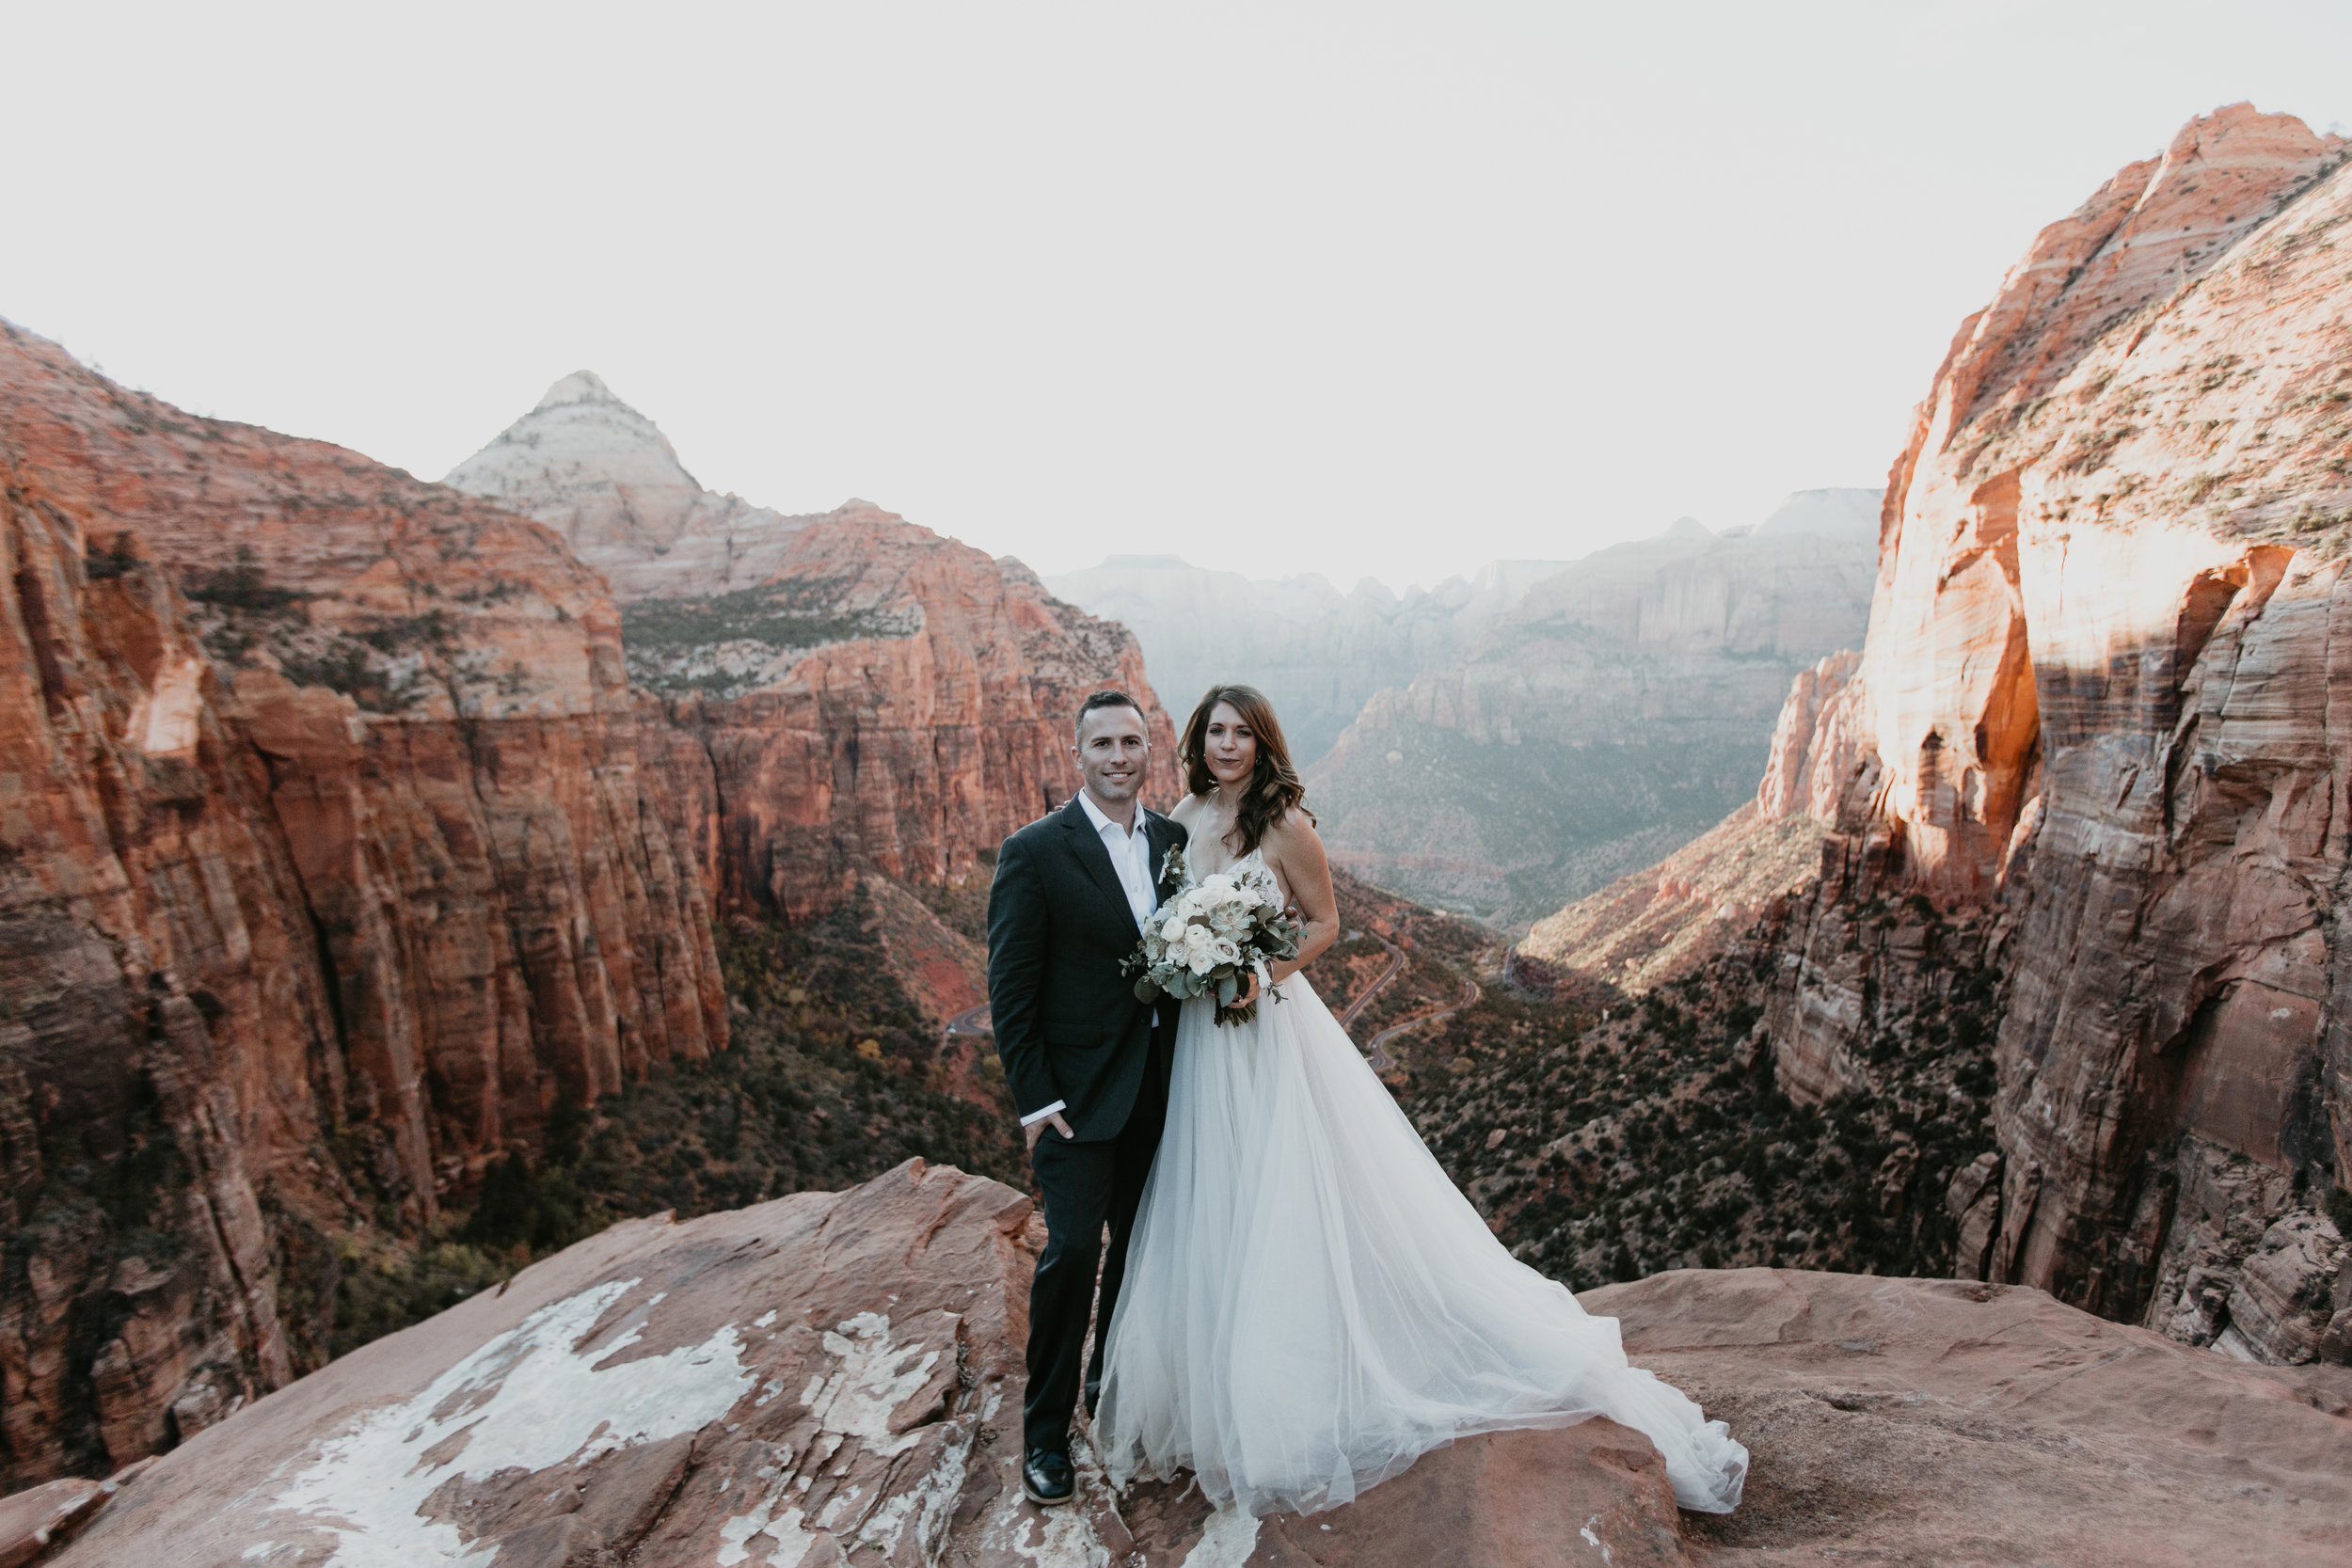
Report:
1074,689,1146,737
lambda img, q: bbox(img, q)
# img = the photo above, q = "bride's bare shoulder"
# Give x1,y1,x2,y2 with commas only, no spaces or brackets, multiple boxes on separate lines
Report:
1263,805,1324,847
1167,792,1209,828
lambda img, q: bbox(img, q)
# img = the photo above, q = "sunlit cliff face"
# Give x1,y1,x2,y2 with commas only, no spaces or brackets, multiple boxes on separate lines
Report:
1769,104,2352,1329
1854,103,2347,904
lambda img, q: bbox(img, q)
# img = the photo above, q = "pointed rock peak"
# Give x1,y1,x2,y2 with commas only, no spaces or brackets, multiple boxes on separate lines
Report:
1661,515,1713,541
535,371,632,412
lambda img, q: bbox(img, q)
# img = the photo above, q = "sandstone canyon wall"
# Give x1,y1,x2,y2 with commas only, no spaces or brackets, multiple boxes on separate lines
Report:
1309,515,1877,925
0,340,1167,1491
1748,105,2352,1363
0,323,728,1486
447,375,1181,918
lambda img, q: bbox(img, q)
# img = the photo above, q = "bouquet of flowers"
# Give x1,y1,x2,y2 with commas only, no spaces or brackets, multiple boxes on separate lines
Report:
1123,847,1303,1025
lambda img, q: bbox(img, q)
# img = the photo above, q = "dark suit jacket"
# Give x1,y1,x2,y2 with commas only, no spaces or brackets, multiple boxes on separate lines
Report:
987,796,1187,1142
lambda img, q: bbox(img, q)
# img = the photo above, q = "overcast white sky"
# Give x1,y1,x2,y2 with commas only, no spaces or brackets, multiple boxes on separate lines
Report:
8,3,2349,590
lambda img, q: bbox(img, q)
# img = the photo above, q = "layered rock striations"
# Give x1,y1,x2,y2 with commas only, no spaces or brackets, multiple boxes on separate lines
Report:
1749,105,2352,1357
449,380,1180,918
1309,517,1877,925
0,323,729,1486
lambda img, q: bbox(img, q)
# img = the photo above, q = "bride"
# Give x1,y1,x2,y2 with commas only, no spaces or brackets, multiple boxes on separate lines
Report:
1090,684,1748,1519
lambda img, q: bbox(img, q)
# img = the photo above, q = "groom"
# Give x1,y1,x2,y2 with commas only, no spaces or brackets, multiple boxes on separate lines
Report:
986,689,1187,1507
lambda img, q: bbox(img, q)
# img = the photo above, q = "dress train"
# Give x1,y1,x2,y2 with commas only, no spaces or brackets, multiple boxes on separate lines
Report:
1093,860,1747,1518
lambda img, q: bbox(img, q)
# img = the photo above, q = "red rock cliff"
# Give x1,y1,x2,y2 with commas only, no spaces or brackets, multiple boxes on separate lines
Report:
1763,105,2352,1357
0,323,725,1486
0,337,1182,1491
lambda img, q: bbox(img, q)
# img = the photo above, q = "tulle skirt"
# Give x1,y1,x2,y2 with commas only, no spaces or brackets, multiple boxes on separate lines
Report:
1092,972,1747,1518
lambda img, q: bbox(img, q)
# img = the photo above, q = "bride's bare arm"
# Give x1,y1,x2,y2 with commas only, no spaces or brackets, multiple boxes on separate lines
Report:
1262,811,1339,985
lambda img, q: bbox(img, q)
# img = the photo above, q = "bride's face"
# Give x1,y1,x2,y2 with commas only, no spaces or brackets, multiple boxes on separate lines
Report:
1203,702,1257,789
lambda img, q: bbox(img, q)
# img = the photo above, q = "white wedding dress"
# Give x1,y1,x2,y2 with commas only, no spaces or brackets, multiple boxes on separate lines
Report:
1093,844,1747,1518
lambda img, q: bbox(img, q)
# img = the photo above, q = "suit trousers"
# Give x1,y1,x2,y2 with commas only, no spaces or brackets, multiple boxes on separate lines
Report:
1023,1060,1168,1454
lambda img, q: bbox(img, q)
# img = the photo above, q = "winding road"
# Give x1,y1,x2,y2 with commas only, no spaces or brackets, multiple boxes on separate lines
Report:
1361,974,1481,1070
1333,933,1406,1029
1332,931,1482,1072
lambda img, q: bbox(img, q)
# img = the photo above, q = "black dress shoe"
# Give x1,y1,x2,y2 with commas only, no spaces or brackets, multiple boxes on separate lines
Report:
1022,1445,1076,1507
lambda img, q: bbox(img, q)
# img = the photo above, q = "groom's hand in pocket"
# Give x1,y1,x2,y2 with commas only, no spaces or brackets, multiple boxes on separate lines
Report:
1025,1111,1074,1151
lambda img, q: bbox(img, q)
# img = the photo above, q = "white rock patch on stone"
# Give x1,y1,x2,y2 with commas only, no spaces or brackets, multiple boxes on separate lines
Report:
267,1278,755,1566
803,1312,943,1460
1180,1506,1263,1568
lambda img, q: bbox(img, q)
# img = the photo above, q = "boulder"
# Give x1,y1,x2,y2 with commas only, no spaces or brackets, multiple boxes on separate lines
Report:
1586,1267,2352,1566
1218,1421,1689,1567
56,1160,1038,1568
48,1163,2352,1567
40,1157,1693,1568
0,1480,105,1568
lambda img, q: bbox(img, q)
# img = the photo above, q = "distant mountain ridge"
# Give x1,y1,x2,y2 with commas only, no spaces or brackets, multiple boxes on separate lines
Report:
1043,552,1579,763
1046,489,1877,766
1303,503,1879,925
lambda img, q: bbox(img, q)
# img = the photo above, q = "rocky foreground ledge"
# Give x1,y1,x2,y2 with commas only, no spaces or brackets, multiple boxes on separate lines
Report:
39,1161,2352,1568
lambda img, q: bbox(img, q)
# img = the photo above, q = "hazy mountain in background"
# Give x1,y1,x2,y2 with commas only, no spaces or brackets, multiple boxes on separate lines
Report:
1748,486,1881,539
1042,555,1573,763
444,371,830,600
1307,497,1879,925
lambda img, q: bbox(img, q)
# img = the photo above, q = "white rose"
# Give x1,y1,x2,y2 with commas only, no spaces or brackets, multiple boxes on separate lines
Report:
1211,936,1241,965
1161,913,1190,942
1184,936,1217,974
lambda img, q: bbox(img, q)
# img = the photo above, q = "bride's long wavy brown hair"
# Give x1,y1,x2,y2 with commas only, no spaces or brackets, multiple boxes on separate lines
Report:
1181,684,1312,856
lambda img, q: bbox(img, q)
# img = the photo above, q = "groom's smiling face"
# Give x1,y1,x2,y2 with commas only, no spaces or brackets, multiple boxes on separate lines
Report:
1074,704,1150,811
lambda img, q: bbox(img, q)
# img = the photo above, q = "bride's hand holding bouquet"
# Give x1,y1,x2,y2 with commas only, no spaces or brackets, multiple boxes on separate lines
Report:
1122,847,1302,1025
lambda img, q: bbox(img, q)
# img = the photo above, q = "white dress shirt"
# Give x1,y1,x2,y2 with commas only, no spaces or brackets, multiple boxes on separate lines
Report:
1021,790,1159,1129
1078,788,1160,929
